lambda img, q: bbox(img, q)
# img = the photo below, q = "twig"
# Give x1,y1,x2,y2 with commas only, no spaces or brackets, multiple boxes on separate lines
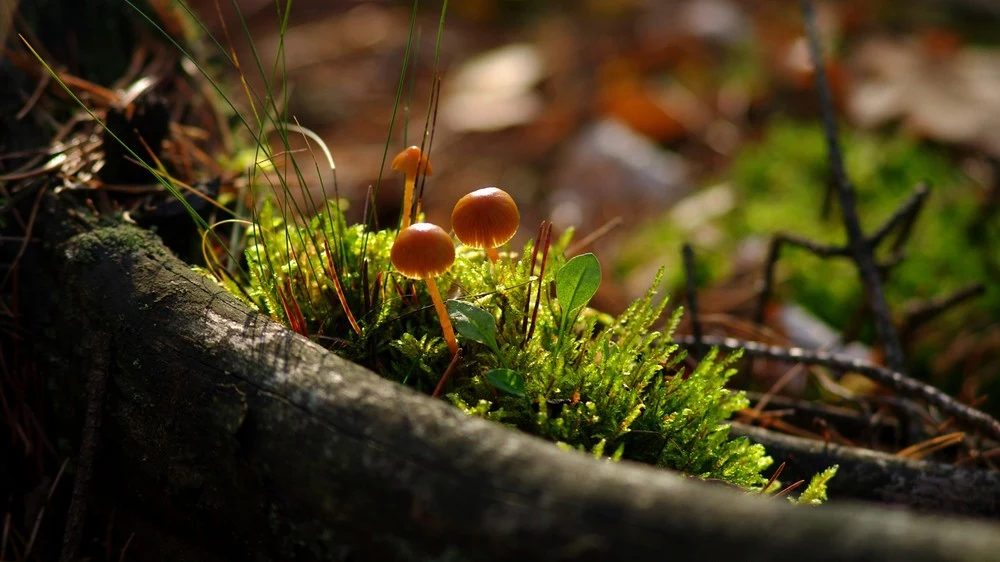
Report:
524,222,552,346
415,75,442,212
869,184,929,251
760,461,786,495
675,334,1000,442
772,479,806,500
900,283,986,340
896,432,966,460
755,233,847,324
565,216,623,256
732,422,1000,517
800,0,906,371
682,243,703,357
119,532,135,562
432,348,463,398
876,250,906,275
521,221,545,337
24,458,69,559
755,184,928,328
0,185,46,292
1,512,9,560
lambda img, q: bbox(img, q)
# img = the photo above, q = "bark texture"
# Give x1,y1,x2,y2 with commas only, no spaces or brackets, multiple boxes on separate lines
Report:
25,206,1000,561
11,1,1000,559
733,423,1000,518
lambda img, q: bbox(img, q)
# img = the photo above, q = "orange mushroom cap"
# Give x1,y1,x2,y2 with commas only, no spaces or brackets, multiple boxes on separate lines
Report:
451,187,520,249
391,146,433,177
391,223,455,279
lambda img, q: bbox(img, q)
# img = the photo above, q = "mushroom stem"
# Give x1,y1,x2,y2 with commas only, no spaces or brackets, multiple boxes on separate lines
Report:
400,173,416,230
424,275,459,358
485,246,500,263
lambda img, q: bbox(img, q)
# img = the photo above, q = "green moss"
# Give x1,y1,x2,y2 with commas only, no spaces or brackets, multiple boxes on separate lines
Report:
618,120,998,407
790,465,839,506
731,121,988,330
67,225,171,266
229,199,783,491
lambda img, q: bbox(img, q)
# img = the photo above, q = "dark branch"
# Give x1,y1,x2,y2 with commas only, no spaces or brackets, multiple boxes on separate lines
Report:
26,212,1000,560
676,334,1000,442
682,243,703,356
731,422,1000,517
900,283,987,340
755,233,848,324
869,184,930,251
800,0,907,371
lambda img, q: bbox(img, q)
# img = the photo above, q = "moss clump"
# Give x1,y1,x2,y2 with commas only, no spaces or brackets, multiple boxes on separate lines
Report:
732,121,989,332
622,120,985,326
618,119,998,410
232,200,782,491
791,465,839,506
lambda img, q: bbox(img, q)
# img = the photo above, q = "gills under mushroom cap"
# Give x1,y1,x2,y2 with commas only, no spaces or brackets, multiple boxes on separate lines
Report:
451,187,520,249
391,223,456,279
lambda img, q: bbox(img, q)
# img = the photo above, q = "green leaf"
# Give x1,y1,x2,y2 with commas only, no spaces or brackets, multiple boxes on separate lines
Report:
447,300,499,353
555,253,601,324
485,368,526,396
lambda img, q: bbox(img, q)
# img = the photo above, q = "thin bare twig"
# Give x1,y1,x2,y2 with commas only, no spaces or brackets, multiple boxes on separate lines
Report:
682,243,703,357
755,233,847,324
524,222,552,346
799,0,907,372
755,183,928,327
23,458,68,559
869,184,929,251
900,283,986,340
521,221,546,338
565,216,623,256
432,348,463,398
0,185,46,293
675,334,1000,442
415,75,442,212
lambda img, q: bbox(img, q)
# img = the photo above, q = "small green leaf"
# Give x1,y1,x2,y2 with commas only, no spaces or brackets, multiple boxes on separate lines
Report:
555,253,601,324
447,300,499,352
485,368,525,396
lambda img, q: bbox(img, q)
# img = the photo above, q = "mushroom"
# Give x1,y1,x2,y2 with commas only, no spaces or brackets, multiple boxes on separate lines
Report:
391,146,433,230
390,222,459,359
450,187,520,262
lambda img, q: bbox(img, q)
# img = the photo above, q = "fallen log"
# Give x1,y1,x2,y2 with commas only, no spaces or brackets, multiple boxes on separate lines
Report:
732,422,1000,518
24,205,1000,561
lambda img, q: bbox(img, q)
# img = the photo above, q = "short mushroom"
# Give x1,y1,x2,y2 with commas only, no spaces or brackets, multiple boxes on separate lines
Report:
390,222,459,360
450,187,520,262
391,146,433,230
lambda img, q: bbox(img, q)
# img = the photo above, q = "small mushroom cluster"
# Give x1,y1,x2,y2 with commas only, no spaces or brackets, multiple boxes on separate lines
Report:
389,146,520,378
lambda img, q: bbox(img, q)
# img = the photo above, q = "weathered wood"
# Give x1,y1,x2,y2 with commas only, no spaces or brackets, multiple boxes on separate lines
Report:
13,0,1000,559
733,422,1000,518
25,209,1000,561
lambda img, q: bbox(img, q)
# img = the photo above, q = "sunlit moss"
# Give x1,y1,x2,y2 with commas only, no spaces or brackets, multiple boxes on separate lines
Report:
232,198,784,490
618,118,997,412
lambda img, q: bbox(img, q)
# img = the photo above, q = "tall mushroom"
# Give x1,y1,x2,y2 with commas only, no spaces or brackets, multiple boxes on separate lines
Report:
391,146,432,230
390,222,459,359
450,187,520,263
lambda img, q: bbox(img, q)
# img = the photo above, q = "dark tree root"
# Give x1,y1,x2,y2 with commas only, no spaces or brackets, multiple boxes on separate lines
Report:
674,335,1000,443
22,202,1000,562
732,423,1000,519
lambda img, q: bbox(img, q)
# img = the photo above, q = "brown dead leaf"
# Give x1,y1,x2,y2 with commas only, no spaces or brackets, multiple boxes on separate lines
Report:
850,34,1000,155
441,43,546,133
